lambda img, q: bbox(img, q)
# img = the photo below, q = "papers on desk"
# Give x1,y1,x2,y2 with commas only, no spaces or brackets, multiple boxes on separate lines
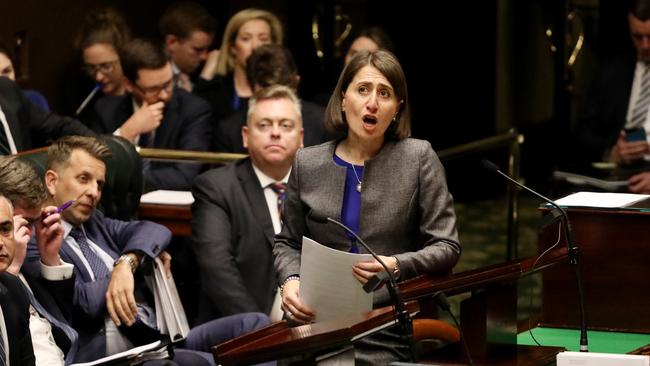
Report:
300,237,374,322
140,190,194,205
69,340,168,365
554,191,650,208
143,257,190,343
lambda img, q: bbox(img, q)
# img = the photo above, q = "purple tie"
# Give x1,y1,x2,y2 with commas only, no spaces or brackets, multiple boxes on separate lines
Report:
69,228,110,280
269,182,287,223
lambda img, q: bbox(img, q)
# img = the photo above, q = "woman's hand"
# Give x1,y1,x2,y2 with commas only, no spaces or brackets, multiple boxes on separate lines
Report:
280,279,315,324
352,255,397,284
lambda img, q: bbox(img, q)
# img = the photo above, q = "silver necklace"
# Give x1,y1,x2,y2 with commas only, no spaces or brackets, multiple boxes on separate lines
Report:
350,163,362,192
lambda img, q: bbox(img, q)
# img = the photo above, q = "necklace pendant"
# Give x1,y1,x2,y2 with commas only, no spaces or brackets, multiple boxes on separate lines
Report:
356,183,362,192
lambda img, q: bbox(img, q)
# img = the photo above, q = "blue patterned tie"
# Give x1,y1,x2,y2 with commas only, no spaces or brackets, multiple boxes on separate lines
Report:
68,228,110,280
18,280,78,364
269,182,287,223
630,65,650,127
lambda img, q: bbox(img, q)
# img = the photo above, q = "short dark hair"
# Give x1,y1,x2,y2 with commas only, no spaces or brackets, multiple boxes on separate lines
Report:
159,1,217,39
325,50,411,140
0,156,47,209
47,136,111,172
246,44,298,90
74,7,131,52
119,38,168,82
630,0,650,21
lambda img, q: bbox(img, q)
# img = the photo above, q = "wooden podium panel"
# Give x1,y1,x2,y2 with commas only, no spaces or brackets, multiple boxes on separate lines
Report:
539,208,650,332
138,203,192,236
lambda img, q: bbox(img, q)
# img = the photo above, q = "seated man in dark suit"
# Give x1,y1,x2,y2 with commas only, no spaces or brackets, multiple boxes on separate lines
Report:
91,38,213,191
0,77,94,155
0,156,78,365
191,85,304,324
213,44,333,153
0,192,36,365
28,136,269,364
574,0,650,192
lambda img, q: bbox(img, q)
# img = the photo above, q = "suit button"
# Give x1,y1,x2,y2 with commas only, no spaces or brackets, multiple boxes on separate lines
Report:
153,245,159,254
99,328,105,335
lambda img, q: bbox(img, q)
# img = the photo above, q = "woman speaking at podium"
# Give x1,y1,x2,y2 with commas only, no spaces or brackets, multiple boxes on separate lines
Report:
273,49,462,364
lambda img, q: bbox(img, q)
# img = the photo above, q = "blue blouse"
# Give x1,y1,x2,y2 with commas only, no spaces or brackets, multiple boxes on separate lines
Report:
333,154,364,253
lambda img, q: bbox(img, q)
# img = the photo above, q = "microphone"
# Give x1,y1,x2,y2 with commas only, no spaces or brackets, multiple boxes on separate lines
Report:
481,159,588,352
308,210,417,361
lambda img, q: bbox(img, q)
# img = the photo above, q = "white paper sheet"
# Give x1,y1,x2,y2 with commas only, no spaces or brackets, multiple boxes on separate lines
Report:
140,190,194,205
300,237,374,322
553,191,650,208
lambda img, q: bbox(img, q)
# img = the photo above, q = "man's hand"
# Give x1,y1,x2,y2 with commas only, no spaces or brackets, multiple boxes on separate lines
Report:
106,254,138,327
119,101,165,142
8,215,31,275
280,279,315,324
35,206,64,266
352,255,397,284
629,172,650,193
158,251,172,278
610,131,650,164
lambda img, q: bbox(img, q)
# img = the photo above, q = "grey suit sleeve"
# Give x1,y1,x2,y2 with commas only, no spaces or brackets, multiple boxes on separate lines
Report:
190,174,262,314
394,142,461,278
273,153,305,283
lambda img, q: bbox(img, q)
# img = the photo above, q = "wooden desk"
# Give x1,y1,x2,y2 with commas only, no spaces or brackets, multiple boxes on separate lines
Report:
539,207,650,332
137,203,192,236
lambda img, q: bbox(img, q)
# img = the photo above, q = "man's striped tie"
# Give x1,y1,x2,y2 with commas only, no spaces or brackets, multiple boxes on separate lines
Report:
629,65,650,128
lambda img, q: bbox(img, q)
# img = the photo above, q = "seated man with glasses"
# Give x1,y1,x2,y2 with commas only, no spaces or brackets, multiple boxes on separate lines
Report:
91,38,213,191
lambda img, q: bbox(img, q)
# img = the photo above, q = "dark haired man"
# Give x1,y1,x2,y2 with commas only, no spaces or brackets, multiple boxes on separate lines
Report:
213,44,331,153
159,2,217,91
574,0,650,192
91,38,213,190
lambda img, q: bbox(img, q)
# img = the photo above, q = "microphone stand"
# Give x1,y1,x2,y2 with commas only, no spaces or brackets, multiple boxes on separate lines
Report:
481,160,588,352
315,215,417,362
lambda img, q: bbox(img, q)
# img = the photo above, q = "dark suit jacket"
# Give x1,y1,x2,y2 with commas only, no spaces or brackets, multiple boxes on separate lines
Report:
190,159,277,324
27,210,171,362
0,77,94,152
0,272,35,365
573,53,636,164
213,100,335,153
22,272,75,360
93,88,214,190
193,74,243,122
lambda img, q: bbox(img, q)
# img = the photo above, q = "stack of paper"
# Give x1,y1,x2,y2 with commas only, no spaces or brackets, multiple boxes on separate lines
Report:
70,340,169,365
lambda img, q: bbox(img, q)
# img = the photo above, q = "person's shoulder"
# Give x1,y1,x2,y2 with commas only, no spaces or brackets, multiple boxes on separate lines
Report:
194,159,244,187
175,88,211,112
392,138,433,154
0,77,22,100
297,140,336,160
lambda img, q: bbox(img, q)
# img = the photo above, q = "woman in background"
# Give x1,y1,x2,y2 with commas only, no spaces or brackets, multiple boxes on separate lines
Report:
195,8,283,121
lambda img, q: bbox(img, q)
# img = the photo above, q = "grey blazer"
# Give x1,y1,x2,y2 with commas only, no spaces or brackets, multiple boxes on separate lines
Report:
273,138,461,300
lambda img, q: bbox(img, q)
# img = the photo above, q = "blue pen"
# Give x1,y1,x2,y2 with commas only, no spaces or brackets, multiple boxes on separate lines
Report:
43,191,85,220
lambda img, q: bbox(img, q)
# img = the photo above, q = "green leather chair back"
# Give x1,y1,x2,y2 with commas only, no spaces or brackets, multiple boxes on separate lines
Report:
18,135,143,220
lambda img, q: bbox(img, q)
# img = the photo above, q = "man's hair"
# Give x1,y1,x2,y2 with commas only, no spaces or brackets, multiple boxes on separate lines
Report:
247,85,302,124
159,1,217,39
345,27,395,55
214,8,284,76
119,38,168,82
0,156,47,209
246,44,298,90
325,50,411,140
74,7,131,52
46,136,111,172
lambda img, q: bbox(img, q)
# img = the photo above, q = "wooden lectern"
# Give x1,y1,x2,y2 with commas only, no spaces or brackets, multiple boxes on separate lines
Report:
539,206,650,332
213,248,569,365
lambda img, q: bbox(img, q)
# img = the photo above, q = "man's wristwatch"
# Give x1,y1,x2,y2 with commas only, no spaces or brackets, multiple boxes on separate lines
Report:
392,257,401,279
114,254,138,273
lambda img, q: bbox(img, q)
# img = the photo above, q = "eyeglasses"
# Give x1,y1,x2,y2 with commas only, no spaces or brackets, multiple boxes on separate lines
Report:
133,75,176,97
82,60,119,76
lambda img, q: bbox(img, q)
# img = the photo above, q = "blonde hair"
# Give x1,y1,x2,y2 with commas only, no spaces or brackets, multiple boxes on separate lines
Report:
214,8,283,76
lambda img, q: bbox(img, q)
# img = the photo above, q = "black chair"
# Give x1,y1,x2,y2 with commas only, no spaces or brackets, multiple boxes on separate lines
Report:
17,135,143,220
